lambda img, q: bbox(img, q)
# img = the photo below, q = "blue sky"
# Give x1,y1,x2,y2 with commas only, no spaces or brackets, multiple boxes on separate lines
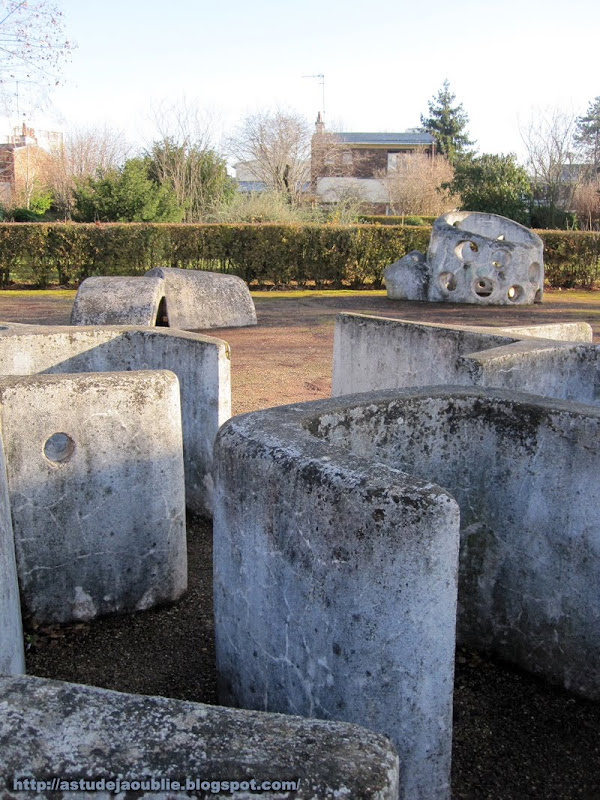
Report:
12,0,600,161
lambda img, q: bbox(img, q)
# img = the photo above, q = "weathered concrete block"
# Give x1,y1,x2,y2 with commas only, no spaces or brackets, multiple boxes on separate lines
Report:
214,401,460,799
384,211,544,305
70,276,166,326
0,675,399,799
145,267,257,329
0,429,24,676
332,314,600,406
0,325,231,514
0,371,186,624
383,250,428,301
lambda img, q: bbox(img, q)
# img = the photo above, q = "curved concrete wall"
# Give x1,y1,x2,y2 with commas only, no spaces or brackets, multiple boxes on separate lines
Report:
332,313,600,407
0,325,231,514
214,398,460,799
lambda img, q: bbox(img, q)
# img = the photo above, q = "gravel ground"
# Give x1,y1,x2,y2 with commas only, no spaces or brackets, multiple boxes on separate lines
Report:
8,289,600,798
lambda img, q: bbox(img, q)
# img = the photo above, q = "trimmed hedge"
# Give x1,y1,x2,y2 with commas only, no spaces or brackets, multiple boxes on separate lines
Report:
0,223,431,289
0,222,597,290
359,214,437,226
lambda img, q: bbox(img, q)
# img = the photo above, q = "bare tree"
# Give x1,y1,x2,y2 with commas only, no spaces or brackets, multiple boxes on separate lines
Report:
572,180,600,230
146,99,232,221
45,126,130,218
379,152,455,216
520,107,580,226
0,0,75,114
226,109,311,202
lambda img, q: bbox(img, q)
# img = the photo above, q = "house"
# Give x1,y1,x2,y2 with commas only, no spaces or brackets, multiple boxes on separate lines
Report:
0,124,59,207
311,113,435,214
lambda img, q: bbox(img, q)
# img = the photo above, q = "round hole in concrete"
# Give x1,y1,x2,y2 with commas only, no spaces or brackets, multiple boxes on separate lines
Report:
439,272,457,291
44,432,75,463
454,240,479,263
529,261,540,283
507,285,524,302
474,278,494,297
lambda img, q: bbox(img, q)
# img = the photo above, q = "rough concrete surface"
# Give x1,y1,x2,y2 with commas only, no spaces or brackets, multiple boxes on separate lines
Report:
0,324,231,514
146,267,257,329
214,399,460,799
0,675,399,799
1,371,187,625
385,212,544,305
332,314,600,406
70,276,166,326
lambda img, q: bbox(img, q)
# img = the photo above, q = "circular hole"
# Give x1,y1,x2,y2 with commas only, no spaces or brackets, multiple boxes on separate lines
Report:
454,240,479,263
496,234,505,241
529,261,540,283
44,432,75,463
491,250,511,269
507,285,524,303
439,272,457,291
473,278,494,298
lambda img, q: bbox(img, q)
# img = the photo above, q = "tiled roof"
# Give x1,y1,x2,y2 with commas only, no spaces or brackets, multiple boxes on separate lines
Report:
335,131,434,146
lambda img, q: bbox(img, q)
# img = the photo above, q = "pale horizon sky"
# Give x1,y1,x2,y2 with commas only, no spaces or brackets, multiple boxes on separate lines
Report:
6,0,600,164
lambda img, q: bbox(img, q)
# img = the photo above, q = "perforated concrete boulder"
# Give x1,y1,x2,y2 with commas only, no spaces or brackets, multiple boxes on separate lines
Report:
0,371,186,624
145,267,257,329
0,324,231,515
214,399,460,799
0,676,400,799
384,211,544,305
332,313,600,406
70,276,166,326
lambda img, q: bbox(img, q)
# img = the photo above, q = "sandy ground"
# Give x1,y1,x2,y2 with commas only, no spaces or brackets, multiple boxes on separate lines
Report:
4,288,599,799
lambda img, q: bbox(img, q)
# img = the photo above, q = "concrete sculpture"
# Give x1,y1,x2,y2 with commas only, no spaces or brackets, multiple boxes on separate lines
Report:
0,323,231,515
0,371,187,625
0,676,399,798
332,314,599,405
71,268,257,330
214,385,600,799
384,211,544,305
145,267,257,329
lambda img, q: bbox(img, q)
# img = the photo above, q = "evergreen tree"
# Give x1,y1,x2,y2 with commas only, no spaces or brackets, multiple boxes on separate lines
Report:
575,97,600,175
420,80,473,163
444,153,532,224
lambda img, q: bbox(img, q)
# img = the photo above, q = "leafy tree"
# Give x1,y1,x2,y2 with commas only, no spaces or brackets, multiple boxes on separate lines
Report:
444,153,532,224
73,158,183,222
146,138,234,221
420,80,473,163
575,97,600,175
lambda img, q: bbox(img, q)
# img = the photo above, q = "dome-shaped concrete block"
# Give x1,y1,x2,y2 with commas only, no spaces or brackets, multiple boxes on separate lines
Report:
145,267,257,329
384,250,429,301
70,276,166,326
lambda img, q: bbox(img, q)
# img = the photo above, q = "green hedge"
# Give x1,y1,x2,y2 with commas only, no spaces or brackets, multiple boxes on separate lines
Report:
359,215,437,226
0,222,597,290
0,223,431,288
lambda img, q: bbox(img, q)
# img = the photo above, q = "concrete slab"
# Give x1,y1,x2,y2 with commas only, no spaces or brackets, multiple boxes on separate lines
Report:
0,371,186,624
0,675,399,799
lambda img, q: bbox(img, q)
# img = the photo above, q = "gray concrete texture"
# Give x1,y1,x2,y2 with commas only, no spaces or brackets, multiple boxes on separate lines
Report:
146,267,257,329
385,211,544,305
0,324,231,514
0,675,400,799
70,276,166,326
213,400,460,799
0,426,24,675
332,314,600,407
0,371,187,625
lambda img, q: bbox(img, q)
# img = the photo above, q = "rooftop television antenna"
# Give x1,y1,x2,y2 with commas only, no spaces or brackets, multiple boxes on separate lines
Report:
302,73,325,116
